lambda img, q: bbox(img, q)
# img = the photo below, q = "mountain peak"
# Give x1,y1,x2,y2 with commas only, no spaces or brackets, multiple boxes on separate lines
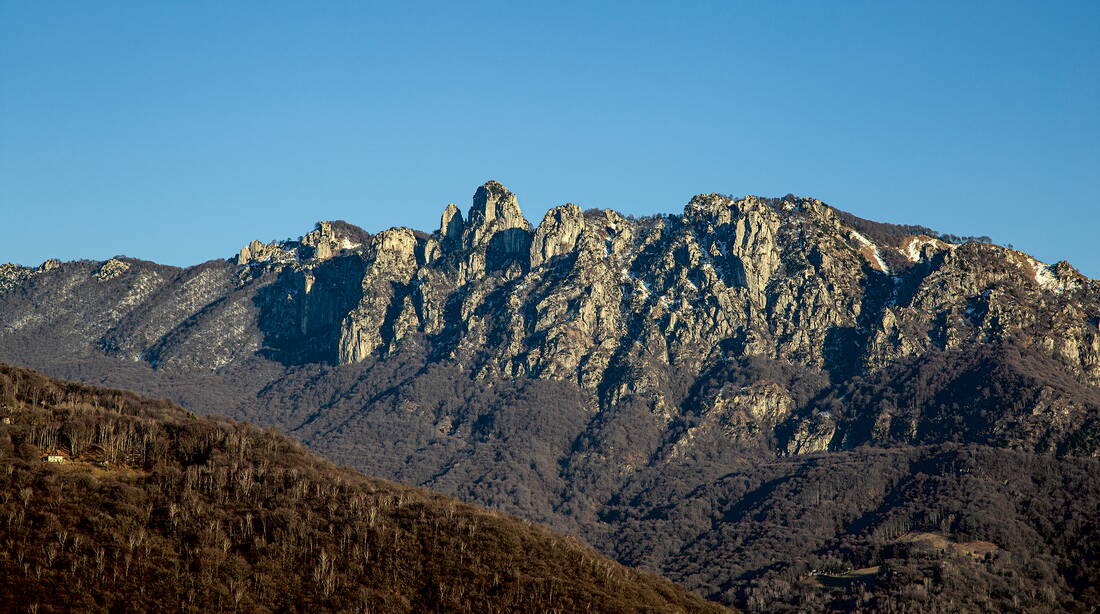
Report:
467,180,529,239
439,203,464,248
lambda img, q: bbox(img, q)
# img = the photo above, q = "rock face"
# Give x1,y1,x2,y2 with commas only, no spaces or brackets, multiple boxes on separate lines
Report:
237,239,296,266
3,180,1098,450
311,184,1098,447
301,220,364,261
237,221,367,267
0,263,34,294
94,258,130,281
338,228,419,362
530,203,584,268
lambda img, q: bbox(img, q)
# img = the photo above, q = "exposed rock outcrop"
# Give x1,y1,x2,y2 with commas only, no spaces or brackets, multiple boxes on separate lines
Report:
237,239,297,266
276,183,1099,458
2,181,1097,459
530,204,584,268
464,180,530,246
439,203,464,250
0,264,35,295
37,259,61,272
338,227,420,362
94,258,130,281
236,221,368,268
322,183,1100,409
301,220,364,261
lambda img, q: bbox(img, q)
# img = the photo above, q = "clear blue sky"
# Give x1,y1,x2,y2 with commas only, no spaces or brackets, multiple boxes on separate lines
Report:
2,1,1098,276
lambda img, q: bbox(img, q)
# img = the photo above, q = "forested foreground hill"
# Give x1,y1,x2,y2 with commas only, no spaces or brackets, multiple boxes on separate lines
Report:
0,365,728,614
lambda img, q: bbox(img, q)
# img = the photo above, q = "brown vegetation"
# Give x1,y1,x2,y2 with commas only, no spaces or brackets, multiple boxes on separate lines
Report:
0,364,727,614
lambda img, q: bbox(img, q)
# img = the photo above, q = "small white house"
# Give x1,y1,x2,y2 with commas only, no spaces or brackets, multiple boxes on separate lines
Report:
45,455,65,463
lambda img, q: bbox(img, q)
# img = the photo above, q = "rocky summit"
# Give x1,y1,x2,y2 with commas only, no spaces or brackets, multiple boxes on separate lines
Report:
2,181,1099,612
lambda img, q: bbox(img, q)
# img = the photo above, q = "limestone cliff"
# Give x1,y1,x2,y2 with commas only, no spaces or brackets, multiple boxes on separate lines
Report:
325,183,1098,421
1,180,1097,458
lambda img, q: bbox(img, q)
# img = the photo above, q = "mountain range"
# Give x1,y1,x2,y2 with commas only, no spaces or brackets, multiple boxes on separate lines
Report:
2,181,1098,611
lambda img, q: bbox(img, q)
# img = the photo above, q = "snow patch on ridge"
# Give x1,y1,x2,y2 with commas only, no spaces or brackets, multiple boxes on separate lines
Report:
849,230,890,274
901,235,953,263
1025,257,1064,293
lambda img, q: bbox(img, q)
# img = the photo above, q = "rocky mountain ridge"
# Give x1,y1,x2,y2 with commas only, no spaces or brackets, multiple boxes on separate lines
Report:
225,181,1096,387
2,181,1099,611
8,181,1095,390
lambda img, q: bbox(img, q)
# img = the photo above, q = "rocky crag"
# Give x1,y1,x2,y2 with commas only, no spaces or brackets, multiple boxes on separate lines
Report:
2,181,1098,612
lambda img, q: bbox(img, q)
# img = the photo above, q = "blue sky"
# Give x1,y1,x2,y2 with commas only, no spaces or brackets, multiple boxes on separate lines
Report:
2,1,1098,276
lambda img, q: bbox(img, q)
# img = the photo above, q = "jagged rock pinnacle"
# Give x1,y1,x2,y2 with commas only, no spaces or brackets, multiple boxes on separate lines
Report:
531,203,584,268
463,181,530,248
439,203,465,249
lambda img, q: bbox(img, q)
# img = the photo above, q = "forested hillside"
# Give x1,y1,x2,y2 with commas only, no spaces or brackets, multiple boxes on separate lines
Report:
0,364,726,613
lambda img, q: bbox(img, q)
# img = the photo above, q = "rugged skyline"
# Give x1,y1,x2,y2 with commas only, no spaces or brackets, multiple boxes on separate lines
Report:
4,3,1099,276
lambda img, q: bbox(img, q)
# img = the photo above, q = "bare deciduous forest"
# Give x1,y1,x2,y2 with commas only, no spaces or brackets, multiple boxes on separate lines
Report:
0,364,727,614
